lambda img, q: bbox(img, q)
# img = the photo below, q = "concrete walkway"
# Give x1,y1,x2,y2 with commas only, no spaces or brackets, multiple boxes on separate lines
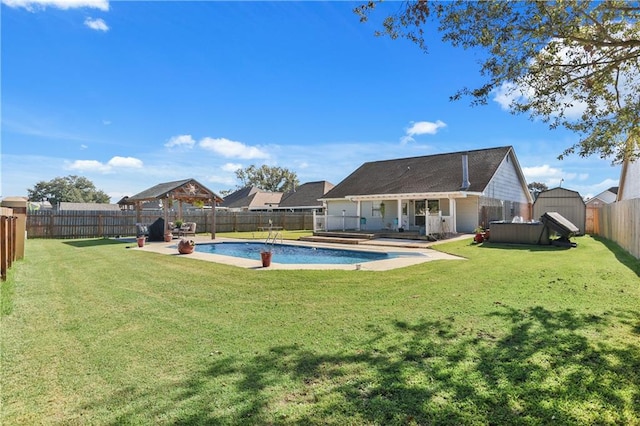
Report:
133,234,469,271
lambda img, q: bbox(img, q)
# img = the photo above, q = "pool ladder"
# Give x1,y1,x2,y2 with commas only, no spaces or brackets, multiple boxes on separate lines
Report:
264,229,282,247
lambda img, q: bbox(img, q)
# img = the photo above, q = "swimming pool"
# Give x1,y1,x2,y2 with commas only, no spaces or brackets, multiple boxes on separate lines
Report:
195,242,394,264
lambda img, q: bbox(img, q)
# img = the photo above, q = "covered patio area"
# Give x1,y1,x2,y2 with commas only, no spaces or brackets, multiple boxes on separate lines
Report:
123,178,224,240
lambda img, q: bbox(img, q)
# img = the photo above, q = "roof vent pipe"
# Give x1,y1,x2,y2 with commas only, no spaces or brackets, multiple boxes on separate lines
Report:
461,153,471,190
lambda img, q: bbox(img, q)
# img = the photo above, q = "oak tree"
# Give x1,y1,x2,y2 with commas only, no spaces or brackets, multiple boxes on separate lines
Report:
27,175,110,205
355,0,640,162
235,165,300,192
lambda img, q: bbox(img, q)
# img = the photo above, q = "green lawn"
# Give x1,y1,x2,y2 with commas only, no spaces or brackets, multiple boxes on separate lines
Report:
1,235,639,425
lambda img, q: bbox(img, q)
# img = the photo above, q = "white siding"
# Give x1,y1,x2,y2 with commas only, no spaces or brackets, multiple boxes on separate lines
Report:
483,155,529,203
327,200,357,216
456,196,479,233
620,160,640,200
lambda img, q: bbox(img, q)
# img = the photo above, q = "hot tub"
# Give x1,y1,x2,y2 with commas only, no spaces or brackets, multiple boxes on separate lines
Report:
488,221,550,245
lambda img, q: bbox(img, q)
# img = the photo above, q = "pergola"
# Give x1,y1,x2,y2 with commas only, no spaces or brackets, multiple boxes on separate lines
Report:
124,178,224,239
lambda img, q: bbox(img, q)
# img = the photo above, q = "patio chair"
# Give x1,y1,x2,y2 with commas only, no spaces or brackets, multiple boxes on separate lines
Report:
179,222,196,237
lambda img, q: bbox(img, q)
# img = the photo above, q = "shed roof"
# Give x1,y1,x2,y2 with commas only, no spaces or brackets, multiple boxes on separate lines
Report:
322,146,513,199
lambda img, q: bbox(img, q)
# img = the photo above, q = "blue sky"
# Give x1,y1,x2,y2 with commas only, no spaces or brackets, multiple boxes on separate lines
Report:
1,0,621,202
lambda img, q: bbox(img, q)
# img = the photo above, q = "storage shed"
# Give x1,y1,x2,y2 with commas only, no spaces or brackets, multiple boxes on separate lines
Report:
532,187,585,235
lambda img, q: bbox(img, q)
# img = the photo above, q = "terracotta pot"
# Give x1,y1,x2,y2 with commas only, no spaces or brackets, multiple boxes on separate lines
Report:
164,234,173,242
137,237,145,247
261,251,272,267
178,239,195,254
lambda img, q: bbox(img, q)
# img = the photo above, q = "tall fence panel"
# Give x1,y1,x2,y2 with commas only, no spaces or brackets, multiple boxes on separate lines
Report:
0,208,18,281
26,210,315,239
596,199,640,259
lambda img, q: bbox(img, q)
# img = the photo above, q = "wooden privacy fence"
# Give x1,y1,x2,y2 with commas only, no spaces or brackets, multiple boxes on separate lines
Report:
1,208,18,281
26,210,315,239
595,198,640,260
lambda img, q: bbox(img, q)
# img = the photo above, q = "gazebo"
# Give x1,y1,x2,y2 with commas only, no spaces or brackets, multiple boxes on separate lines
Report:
125,178,224,239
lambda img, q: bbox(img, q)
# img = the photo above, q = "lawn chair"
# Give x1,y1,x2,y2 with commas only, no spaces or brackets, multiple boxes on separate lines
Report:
179,222,196,237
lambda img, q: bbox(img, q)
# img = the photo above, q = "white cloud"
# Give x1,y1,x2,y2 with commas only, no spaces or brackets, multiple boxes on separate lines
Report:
522,164,577,187
401,120,446,144
222,163,242,172
80,144,88,150
107,156,143,168
2,0,109,11
199,137,269,160
493,81,587,120
67,159,110,173
165,134,195,149
84,17,108,31
66,156,143,173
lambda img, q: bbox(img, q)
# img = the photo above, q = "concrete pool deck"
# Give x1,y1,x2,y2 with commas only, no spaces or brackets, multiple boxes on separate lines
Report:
134,235,467,271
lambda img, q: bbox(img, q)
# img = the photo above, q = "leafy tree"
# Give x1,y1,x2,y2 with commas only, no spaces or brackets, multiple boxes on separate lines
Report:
235,165,300,192
528,181,549,199
355,1,640,163
27,175,110,205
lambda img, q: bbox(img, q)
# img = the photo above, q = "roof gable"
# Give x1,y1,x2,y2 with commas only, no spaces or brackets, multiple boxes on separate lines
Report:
127,178,222,203
323,146,513,198
279,181,334,207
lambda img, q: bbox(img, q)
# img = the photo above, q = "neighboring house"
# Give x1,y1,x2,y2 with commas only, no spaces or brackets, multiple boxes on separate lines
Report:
585,186,618,234
219,186,283,211
320,146,532,234
532,187,586,234
585,187,618,208
618,158,640,201
279,181,334,212
58,202,121,211
118,196,163,211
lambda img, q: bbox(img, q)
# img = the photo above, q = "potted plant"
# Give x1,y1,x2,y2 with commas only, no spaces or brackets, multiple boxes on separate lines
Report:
136,236,145,247
178,238,195,254
473,226,485,243
260,246,272,267
174,219,184,229
164,230,173,242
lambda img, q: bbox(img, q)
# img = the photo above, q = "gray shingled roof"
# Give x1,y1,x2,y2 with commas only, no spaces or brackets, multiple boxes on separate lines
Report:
219,186,283,209
279,181,334,207
127,178,222,202
322,146,513,198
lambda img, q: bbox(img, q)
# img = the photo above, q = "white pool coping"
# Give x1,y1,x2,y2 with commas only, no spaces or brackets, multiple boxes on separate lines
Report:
134,235,466,271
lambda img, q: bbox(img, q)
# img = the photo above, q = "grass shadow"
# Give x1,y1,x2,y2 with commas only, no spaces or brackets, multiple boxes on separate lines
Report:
63,238,131,248
475,241,573,252
591,235,640,277
88,307,640,424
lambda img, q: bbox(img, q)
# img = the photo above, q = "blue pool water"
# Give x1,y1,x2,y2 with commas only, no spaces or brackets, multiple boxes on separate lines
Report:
195,242,393,264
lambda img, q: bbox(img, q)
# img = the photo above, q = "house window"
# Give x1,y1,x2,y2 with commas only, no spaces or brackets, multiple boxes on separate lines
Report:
372,202,383,217
415,201,426,215
427,199,440,213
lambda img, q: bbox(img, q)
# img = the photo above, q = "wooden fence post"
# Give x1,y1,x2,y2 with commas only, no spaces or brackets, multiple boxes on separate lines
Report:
1,217,6,281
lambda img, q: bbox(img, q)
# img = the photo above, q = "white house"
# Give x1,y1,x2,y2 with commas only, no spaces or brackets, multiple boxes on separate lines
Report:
319,146,533,234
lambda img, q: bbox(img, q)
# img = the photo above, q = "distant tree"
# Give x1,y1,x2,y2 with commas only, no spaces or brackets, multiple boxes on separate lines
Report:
355,1,640,163
235,165,300,192
27,175,110,205
527,182,549,194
